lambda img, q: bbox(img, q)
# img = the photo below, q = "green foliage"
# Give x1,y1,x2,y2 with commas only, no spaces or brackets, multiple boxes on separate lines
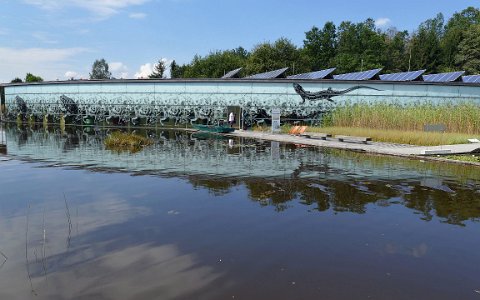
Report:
89,58,111,80
182,47,248,78
382,29,409,72
10,77,23,83
333,19,385,73
303,22,337,70
149,59,166,79
442,7,480,70
170,60,189,78
245,38,308,76
25,73,43,82
170,60,178,78
409,13,444,73
455,24,480,74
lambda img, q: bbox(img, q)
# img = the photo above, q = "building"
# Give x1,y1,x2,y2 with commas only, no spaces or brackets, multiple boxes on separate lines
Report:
1,68,479,127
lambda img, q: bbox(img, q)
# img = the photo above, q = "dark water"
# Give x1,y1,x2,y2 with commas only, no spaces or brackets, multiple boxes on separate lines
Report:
0,125,479,300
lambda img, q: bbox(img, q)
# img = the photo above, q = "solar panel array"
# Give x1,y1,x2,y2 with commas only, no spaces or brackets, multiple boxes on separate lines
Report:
287,68,336,80
379,70,425,81
246,67,289,79
333,68,382,81
221,68,242,79
462,75,480,83
422,71,465,82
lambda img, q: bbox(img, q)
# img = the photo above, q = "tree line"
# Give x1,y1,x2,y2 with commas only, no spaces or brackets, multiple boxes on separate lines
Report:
170,6,480,78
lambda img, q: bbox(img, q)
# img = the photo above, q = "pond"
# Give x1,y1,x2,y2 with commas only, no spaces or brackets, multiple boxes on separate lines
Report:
0,124,479,300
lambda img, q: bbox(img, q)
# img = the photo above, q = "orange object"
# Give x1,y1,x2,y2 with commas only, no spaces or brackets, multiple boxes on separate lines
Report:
297,126,307,135
289,126,300,134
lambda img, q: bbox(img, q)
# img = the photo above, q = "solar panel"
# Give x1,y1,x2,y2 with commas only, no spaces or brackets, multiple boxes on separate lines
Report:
379,70,425,81
462,75,480,83
287,68,336,80
245,67,289,79
221,68,242,79
333,68,382,81
422,71,465,82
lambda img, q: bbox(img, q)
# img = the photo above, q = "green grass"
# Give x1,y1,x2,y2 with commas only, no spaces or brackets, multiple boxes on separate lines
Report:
105,131,153,153
444,154,480,163
326,101,480,135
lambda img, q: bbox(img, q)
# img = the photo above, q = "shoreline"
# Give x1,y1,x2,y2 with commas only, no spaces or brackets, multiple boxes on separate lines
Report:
227,130,480,167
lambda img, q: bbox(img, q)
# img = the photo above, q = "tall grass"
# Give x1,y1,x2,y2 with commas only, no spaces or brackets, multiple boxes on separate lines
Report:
310,126,475,146
326,101,480,135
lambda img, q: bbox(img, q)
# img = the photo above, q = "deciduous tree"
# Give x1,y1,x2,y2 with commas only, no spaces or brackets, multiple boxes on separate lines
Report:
25,73,43,82
442,7,480,71
245,38,307,76
89,58,111,79
455,24,480,74
303,22,337,70
183,48,248,78
333,19,385,73
409,13,444,73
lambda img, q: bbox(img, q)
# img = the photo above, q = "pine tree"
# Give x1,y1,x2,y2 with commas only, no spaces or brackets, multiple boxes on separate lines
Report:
149,59,166,79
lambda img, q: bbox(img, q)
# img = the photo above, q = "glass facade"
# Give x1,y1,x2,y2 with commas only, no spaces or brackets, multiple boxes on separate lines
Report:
2,79,480,126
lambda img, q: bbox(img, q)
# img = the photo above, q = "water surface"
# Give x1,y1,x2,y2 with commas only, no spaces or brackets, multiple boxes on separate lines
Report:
0,125,479,299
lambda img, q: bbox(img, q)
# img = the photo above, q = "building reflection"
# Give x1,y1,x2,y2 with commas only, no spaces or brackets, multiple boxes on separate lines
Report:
3,124,480,226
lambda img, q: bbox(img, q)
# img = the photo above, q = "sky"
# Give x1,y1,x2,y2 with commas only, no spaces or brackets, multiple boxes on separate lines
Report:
0,0,478,82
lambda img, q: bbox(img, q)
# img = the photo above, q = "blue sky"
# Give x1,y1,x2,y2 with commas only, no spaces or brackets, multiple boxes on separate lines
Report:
0,0,477,82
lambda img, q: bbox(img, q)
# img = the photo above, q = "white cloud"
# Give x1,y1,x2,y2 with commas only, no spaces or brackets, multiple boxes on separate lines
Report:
110,62,129,78
134,59,172,79
375,18,392,28
65,71,78,79
0,47,88,82
23,0,62,10
129,12,146,19
110,62,127,72
32,31,58,44
134,63,153,79
24,0,150,18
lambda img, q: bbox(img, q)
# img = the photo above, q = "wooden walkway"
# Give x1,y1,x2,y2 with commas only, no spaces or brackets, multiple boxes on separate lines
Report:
227,131,480,157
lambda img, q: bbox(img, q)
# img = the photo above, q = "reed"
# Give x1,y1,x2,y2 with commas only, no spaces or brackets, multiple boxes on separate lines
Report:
309,126,476,146
105,131,153,153
325,101,480,135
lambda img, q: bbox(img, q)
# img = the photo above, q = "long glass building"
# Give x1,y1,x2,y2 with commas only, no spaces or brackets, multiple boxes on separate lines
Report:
1,69,479,127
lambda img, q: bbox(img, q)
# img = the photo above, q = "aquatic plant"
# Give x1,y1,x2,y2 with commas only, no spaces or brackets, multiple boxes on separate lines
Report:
104,131,153,153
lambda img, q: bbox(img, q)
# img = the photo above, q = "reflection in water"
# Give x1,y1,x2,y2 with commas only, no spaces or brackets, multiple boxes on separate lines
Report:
2,124,480,225
0,124,480,300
